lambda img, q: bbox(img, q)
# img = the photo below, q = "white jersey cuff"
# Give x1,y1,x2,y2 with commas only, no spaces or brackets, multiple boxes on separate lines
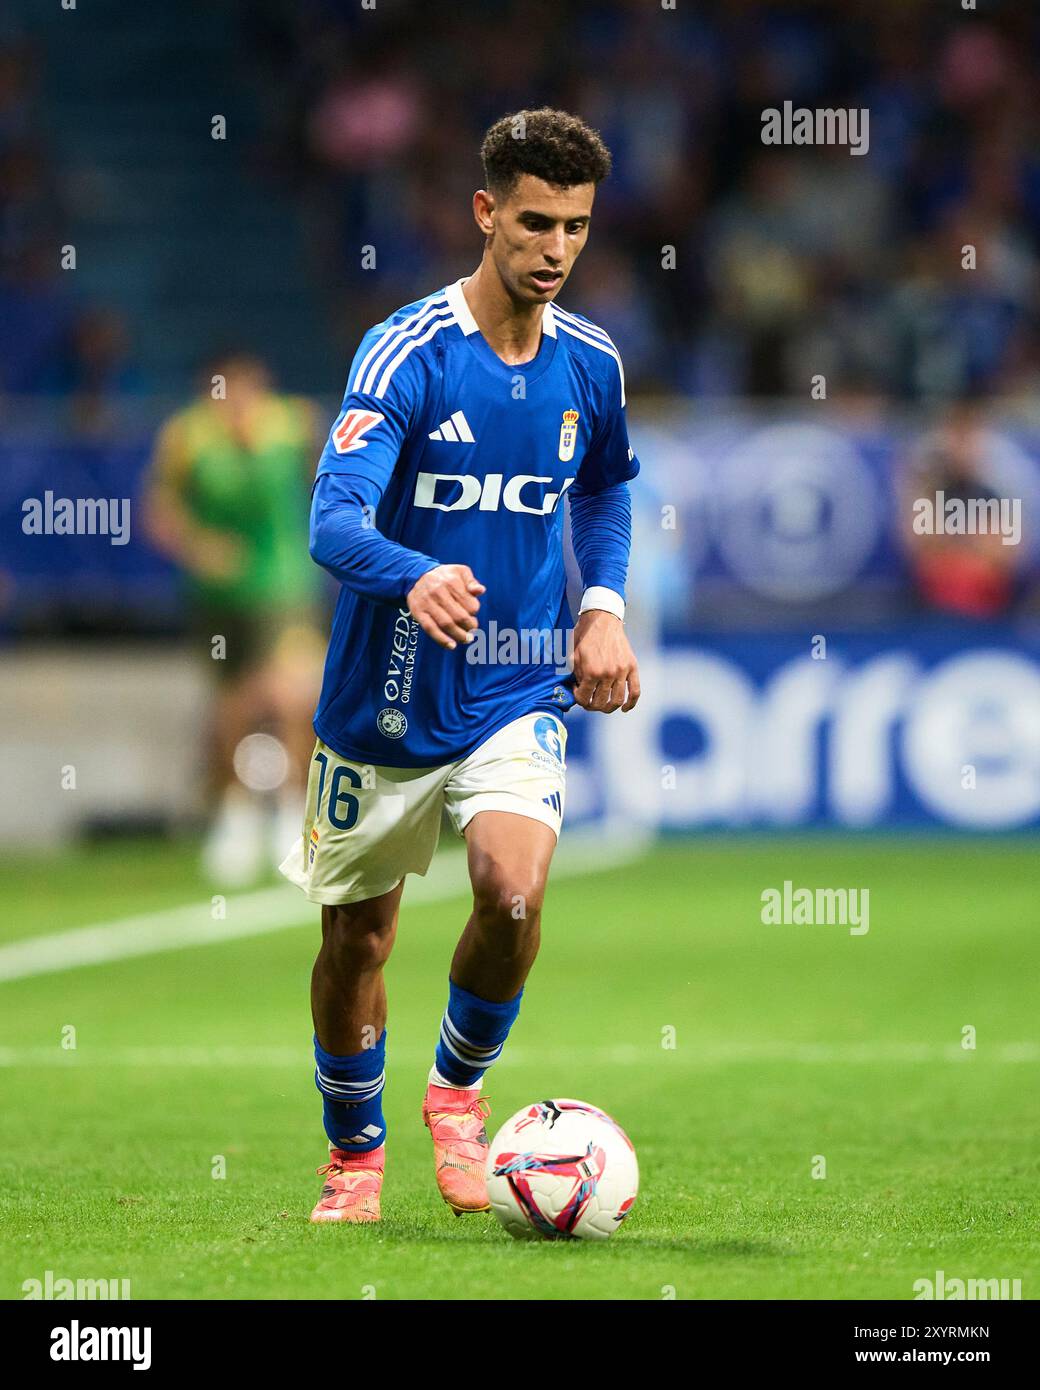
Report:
578,586,626,621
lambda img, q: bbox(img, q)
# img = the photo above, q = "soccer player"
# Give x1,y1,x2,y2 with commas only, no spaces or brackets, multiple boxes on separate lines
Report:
144,351,326,884
279,109,641,1222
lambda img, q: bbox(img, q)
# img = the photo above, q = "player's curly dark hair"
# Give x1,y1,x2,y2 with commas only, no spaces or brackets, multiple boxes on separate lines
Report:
480,108,612,197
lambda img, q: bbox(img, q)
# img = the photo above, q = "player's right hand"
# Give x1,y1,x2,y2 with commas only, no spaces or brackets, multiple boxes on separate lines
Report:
407,564,485,650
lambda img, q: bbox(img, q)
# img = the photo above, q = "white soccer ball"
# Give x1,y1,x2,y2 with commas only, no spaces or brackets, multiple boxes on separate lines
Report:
485,1098,638,1240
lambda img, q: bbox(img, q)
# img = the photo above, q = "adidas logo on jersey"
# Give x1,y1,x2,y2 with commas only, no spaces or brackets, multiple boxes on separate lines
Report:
428,411,475,443
542,791,563,815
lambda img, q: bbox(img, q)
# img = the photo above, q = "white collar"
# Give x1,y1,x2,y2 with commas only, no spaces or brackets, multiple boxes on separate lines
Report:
445,277,478,335
445,276,557,338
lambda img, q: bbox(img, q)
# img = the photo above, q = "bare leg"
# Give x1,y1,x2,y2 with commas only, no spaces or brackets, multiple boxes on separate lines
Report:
311,881,404,1055
451,811,558,1002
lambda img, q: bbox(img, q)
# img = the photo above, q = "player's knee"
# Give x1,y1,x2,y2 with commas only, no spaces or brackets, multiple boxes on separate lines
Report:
321,903,395,971
470,859,545,927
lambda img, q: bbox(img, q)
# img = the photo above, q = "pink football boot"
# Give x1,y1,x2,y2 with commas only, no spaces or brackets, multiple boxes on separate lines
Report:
422,1084,492,1215
310,1146,384,1223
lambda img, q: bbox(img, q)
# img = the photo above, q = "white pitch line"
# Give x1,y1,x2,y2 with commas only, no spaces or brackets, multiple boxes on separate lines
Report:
0,1042,1036,1068
0,884,311,985
0,830,650,984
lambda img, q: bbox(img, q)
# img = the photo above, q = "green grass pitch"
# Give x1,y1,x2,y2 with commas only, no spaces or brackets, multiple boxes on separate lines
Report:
1,836,1037,1300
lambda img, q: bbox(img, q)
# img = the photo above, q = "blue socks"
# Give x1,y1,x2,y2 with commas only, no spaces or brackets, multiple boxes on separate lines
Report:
433,978,523,1088
313,983,522,1151
313,1030,386,1153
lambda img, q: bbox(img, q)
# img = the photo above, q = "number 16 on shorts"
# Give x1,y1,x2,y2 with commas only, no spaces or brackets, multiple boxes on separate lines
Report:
313,748,363,833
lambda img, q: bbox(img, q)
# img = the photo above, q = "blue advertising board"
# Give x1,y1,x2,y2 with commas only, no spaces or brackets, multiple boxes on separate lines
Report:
564,630,1040,832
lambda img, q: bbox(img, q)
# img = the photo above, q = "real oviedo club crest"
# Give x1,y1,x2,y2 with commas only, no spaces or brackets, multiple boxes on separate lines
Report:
558,410,579,463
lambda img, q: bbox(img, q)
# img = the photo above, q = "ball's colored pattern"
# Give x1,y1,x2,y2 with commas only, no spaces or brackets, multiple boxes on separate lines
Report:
486,1098,638,1240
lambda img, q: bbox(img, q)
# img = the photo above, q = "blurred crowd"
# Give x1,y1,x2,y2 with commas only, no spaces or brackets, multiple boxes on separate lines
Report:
1,0,1038,636
2,0,1039,407
0,37,138,422
254,0,1040,402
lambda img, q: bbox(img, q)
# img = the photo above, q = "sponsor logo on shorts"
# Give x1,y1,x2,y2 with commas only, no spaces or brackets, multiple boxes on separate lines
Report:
309,826,319,867
377,707,408,739
533,716,564,764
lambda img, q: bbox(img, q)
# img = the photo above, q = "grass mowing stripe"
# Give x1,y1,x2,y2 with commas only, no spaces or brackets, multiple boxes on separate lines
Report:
1,1042,1036,1066
0,829,650,983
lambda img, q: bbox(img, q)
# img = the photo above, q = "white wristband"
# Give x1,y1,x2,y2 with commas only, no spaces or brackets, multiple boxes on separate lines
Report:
578,586,626,621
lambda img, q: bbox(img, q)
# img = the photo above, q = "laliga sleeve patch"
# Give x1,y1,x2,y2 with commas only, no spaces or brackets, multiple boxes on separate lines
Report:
332,409,385,454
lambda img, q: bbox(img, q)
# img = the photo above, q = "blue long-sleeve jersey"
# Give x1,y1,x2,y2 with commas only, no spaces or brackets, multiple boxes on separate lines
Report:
309,277,639,767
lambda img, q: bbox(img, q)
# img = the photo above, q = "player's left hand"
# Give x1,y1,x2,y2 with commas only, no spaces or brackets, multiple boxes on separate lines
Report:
571,610,640,713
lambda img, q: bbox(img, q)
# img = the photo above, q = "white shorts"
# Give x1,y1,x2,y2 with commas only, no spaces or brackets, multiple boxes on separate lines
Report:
279,712,567,905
